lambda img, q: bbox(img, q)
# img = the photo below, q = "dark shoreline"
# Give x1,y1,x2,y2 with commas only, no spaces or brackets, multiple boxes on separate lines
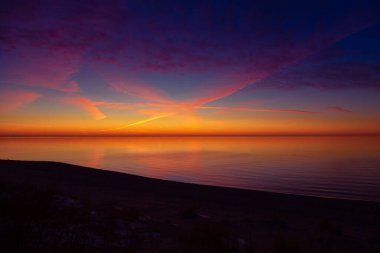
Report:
1,159,379,206
1,159,380,252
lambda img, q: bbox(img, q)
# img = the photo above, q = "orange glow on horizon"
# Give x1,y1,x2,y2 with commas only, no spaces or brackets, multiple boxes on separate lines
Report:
1,115,379,137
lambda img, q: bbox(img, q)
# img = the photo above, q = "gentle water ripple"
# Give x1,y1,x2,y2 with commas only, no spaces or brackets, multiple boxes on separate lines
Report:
1,136,380,201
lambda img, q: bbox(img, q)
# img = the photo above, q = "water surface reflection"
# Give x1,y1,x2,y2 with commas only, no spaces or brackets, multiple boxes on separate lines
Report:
1,136,379,201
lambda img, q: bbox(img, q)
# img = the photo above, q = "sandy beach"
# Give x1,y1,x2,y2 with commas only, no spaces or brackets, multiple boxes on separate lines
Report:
1,159,379,252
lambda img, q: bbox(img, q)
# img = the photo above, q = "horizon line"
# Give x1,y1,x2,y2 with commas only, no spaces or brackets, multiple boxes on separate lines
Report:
1,133,380,138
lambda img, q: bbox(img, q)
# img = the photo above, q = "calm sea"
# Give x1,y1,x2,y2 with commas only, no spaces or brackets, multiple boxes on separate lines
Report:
1,136,380,202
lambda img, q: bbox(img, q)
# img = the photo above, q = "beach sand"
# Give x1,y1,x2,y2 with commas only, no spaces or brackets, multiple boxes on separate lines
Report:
0,159,379,252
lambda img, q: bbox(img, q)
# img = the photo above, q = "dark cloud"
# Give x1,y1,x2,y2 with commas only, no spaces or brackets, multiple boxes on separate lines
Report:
254,23,380,90
327,106,353,113
1,0,380,95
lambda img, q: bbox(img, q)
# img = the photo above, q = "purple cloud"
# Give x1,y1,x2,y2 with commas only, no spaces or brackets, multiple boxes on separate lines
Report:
327,106,353,113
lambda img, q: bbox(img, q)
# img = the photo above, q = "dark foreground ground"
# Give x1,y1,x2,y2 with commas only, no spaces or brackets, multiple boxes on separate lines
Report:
0,160,379,253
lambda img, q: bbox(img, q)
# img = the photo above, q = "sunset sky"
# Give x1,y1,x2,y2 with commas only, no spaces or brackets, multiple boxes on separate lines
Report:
1,0,380,136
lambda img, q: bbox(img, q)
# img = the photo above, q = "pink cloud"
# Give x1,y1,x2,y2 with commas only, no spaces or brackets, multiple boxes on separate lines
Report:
97,102,141,111
189,73,256,107
91,68,174,104
1,0,376,103
327,106,353,113
110,80,172,104
65,96,106,120
1,48,82,93
0,90,41,113
198,106,319,114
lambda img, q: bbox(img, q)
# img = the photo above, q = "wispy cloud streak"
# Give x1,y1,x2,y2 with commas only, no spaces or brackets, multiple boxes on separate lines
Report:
65,96,106,120
198,106,319,114
327,106,353,113
0,90,41,113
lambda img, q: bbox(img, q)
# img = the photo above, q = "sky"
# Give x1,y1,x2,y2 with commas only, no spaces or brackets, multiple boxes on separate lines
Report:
1,0,380,136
